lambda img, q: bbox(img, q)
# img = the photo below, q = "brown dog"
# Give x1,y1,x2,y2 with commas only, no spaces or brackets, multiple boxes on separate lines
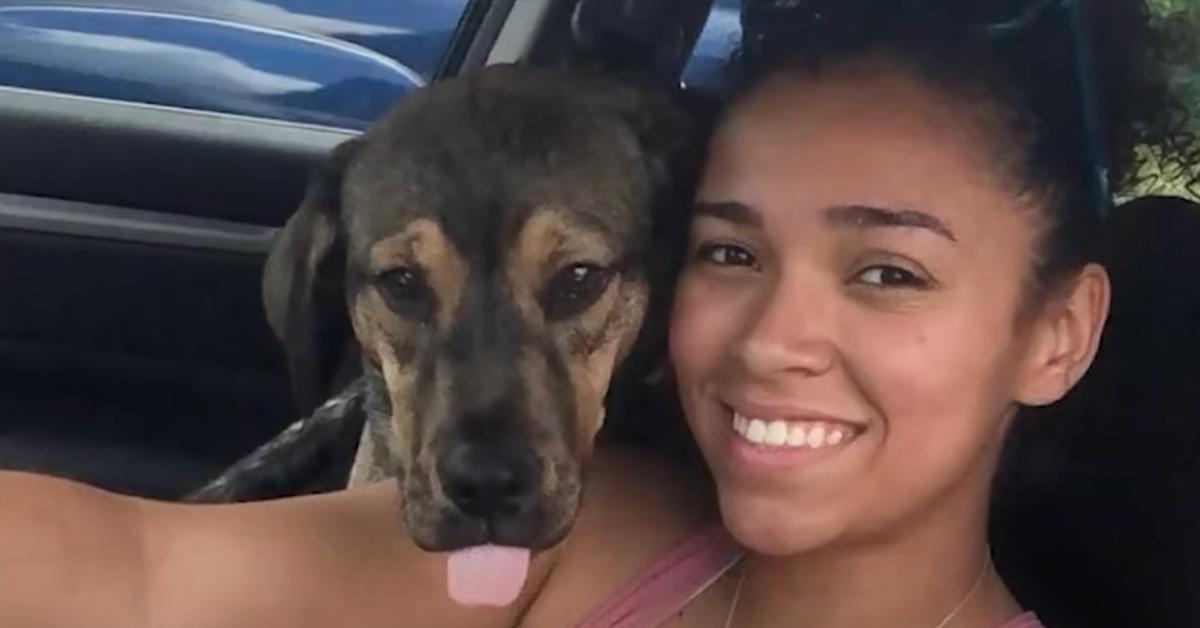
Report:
249,64,707,564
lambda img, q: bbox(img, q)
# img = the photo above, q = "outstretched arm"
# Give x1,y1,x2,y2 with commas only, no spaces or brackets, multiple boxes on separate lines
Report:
0,472,149,628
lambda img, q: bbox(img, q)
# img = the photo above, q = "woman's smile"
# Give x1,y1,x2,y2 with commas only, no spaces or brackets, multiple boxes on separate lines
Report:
718,394,869,463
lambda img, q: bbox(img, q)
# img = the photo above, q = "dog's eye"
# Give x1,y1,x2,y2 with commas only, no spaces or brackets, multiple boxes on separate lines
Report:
376,267,430,313
544,263,613,319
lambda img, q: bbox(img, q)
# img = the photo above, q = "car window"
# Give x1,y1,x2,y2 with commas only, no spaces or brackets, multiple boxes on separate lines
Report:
682,0,741,90
1135,0,1200,200
0,0,472,129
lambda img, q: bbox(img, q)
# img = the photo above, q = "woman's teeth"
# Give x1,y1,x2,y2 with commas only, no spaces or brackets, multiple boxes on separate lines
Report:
732,412,855,449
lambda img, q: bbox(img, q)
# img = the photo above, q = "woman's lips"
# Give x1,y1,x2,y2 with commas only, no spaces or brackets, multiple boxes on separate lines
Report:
719,401,867,471
731,412,857,448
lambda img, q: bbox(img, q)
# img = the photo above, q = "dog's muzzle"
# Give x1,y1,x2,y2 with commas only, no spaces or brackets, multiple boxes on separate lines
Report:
436,436,542,524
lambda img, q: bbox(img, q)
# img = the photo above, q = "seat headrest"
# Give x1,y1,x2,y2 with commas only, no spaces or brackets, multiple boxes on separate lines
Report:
992,194,1200,628
1095,195,1200,393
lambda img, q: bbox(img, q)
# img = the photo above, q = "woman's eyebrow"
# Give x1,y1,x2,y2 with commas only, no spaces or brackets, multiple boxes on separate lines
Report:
694,201,763,228
824,204,958,242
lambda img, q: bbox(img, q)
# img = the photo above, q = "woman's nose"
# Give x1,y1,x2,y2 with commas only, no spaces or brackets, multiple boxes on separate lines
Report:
734,274,836,379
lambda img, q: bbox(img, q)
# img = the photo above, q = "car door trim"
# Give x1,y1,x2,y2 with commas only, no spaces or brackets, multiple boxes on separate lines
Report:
0,191,278,255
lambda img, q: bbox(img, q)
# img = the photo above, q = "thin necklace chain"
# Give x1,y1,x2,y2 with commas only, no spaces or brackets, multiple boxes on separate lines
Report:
721,549,992,628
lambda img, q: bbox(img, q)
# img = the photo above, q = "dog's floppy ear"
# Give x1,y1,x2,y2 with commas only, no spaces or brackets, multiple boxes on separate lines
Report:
619,86,717,286
263,138,362,415
599,86,717,458
617,86,717,245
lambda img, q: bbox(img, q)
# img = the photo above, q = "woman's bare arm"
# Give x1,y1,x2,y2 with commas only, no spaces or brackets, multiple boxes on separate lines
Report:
0,472,149,628
0,469,562,628
0,449,716,628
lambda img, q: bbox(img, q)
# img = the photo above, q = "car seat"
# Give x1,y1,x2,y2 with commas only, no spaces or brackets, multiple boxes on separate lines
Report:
992,195,1200,628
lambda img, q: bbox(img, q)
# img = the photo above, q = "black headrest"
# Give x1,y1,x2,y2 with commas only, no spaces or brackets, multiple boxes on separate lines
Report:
992,195,1200,628
1098,195,1200,391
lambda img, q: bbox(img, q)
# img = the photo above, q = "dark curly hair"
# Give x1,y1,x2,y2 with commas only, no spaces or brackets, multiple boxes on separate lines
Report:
720,0,1199,298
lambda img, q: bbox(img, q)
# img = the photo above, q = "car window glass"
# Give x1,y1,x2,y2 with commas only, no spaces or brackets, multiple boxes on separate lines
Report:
0,0,472,129
682,0,741,90
1136,0,1200,200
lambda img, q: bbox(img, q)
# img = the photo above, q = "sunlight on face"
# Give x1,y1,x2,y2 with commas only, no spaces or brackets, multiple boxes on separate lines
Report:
668,64,1046,555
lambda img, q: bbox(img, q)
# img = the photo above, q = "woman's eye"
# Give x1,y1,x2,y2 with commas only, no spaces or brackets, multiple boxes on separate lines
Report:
855,265,929,289
696,243,757,268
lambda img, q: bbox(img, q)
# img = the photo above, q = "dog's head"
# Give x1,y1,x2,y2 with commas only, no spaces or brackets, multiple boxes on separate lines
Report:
262,65,709,550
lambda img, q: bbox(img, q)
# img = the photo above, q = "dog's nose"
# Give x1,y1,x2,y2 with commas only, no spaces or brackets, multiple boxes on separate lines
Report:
439,440,541,520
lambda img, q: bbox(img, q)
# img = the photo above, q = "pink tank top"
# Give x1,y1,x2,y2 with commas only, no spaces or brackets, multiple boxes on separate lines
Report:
573,524,1046,628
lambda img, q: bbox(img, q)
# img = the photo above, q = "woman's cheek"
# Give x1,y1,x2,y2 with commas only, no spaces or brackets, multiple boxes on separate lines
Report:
842,309,937,391
672,276,749,367
839,306,1008,476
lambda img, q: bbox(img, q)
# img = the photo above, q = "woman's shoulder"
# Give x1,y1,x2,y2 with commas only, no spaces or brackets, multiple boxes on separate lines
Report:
998,612,1046,628
521,446,723,627
576,446,718,550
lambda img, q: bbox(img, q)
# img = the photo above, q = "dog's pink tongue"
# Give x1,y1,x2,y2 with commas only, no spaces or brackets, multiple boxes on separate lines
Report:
447,545,531,608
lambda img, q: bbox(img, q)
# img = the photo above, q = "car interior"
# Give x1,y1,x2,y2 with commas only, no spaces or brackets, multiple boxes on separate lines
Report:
0,0,1195,626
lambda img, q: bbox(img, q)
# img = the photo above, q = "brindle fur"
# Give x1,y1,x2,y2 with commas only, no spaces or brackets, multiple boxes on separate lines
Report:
187,64,709,552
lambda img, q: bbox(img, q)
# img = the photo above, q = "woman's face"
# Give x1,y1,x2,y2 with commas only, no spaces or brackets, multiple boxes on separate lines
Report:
669,65,1097,555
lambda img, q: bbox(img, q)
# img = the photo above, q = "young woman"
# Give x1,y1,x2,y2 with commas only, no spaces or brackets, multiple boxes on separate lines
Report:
0,0,1192,626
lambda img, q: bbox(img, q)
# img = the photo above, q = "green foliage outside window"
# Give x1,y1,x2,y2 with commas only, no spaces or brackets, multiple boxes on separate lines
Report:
1131,0,1200,200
